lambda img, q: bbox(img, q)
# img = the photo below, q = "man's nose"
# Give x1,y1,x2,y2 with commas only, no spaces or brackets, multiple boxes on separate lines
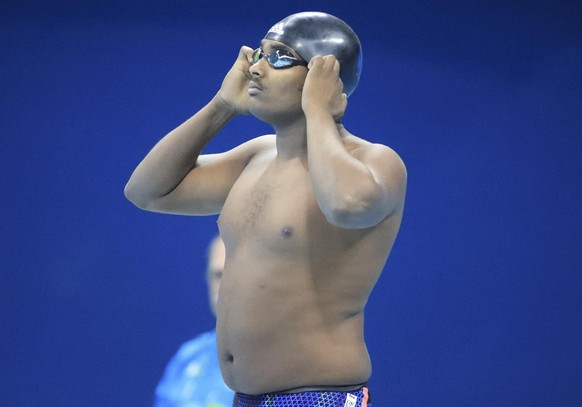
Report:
249,61,265,78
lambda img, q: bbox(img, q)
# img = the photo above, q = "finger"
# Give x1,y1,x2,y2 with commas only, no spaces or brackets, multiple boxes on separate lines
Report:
336,78,345,93
240,46,254,63
308,55,323,69
323,54,337,69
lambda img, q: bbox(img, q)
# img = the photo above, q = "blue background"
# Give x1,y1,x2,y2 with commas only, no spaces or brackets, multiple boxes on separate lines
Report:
1,1,581,406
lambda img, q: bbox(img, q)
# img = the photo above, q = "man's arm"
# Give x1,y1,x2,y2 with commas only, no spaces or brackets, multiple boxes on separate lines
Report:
302,55,407,229
124,47,257,215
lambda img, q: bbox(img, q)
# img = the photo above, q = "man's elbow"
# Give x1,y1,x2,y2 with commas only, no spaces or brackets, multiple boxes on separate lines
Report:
324,190,386,229
124,181,152,210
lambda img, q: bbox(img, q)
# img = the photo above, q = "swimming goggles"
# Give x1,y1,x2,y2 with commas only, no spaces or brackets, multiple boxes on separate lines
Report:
251,47,308,69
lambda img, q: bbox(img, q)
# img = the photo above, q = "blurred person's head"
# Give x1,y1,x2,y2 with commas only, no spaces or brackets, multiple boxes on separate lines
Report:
206,235,225,317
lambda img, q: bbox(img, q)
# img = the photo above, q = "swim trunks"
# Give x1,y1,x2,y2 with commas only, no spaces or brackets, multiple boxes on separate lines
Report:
232,386,370,407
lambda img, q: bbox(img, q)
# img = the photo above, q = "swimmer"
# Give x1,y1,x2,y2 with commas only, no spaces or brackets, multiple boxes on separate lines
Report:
125,11,407,407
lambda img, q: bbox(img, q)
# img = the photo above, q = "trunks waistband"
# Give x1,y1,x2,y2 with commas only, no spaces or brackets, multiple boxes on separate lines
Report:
281,383,367,393
233,386,370,407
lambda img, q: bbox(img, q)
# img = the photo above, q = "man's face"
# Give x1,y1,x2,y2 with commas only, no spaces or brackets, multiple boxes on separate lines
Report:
206,237,225,317
247,40,309,123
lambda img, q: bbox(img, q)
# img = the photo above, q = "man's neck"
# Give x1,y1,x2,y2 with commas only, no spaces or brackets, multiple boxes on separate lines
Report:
275,134,307,160
272,118,346,160
273,118,308,159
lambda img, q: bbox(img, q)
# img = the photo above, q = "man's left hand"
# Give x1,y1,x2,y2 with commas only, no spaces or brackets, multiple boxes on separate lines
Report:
302,55,347,122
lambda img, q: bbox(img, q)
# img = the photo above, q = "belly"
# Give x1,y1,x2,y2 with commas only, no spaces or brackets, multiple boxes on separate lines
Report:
215,248,372,394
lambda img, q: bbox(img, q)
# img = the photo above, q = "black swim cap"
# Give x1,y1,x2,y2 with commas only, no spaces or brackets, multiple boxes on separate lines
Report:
264,11,362,97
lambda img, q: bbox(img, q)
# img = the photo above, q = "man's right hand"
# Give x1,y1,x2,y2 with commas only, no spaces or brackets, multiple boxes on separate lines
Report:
215,46,254,116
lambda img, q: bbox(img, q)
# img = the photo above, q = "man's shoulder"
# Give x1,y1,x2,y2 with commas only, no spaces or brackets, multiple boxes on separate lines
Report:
244,134,276,149
344,135,407,187
345,134,404,163
234,134,276,166
233,134,276,160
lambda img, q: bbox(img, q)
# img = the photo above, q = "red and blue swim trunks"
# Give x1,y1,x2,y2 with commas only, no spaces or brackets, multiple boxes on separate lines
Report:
232,386,370,407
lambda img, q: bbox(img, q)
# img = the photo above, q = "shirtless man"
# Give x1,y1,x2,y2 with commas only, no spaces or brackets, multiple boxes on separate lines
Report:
125,12,406,407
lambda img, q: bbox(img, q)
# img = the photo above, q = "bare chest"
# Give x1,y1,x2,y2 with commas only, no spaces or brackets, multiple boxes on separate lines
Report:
218,159,321,246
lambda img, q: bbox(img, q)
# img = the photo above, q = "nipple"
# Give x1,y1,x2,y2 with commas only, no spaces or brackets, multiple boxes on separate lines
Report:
281,226,294,238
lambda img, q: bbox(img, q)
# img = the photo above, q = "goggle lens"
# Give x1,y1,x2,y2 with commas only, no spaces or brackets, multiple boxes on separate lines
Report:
251,48,307,69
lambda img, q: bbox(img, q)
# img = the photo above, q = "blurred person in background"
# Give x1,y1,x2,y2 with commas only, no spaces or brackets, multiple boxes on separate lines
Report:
154,235,234,407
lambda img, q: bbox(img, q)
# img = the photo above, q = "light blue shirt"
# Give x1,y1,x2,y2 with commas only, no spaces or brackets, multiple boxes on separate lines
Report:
154,330,234,407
